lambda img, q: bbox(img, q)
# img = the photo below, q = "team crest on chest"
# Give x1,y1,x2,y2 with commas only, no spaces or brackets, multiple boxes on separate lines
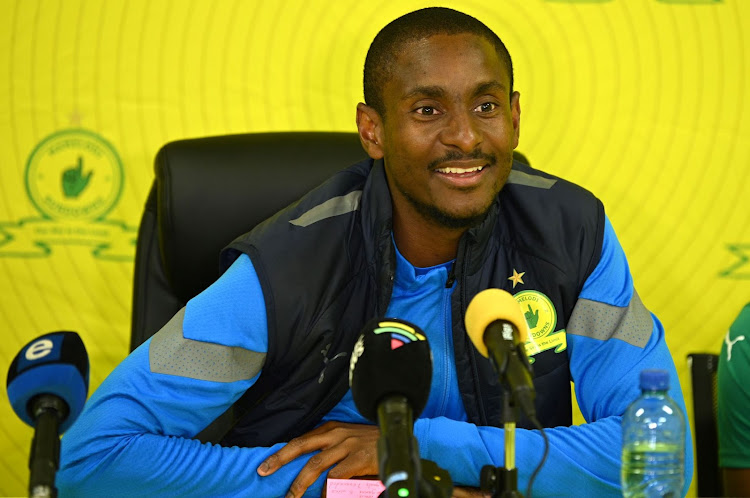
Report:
514,290,566,363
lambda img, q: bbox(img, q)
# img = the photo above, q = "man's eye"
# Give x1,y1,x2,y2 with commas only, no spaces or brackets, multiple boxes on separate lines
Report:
416,106,436,115
476,102,497,113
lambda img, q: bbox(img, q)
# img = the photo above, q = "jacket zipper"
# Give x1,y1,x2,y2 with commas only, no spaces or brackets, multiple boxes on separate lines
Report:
445,263,456,288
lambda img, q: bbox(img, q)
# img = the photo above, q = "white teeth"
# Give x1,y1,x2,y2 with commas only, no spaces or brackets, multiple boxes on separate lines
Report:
435,165,484,174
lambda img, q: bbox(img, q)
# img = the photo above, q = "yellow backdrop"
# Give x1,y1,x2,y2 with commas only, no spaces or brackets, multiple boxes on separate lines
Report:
1,1,748,496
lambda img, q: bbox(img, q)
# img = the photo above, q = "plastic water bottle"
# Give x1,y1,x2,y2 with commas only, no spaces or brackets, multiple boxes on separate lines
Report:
621,369,685,497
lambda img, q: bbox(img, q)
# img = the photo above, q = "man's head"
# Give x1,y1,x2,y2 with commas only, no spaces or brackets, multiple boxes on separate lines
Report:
356,8,521,232
364,7,514,119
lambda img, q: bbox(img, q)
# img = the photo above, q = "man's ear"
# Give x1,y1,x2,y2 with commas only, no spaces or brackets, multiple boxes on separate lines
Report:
356,103,384,160
511,91,521,149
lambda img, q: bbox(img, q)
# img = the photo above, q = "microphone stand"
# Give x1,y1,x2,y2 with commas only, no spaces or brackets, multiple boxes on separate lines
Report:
378,459,452,498
29,395,68,498
481,337,534,498
376,396,454,498
415,459,453,498
480,391,523,497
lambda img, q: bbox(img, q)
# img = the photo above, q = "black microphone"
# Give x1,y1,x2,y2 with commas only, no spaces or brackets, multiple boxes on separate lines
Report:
349,318,432,498
465,289,536,419
6,331,89,498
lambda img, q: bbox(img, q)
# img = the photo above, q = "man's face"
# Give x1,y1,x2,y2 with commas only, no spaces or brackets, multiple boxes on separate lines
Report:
374,33,520,229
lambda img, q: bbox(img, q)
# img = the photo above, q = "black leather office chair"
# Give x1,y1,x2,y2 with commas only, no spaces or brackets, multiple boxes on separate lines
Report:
129,134,533,351
129,132,368,351
687,352,722,497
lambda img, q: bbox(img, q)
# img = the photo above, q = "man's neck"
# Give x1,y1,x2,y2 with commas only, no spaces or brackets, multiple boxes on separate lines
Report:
391,213,465,268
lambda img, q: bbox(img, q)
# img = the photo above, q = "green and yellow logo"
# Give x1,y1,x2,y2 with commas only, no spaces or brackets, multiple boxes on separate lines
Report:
719,244,750,280
0,129,136,260
515,290,567,363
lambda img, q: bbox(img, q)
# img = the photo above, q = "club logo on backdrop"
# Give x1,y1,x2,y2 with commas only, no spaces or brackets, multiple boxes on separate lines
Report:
27,130,122,221
0,129,136,260
514,290,565,363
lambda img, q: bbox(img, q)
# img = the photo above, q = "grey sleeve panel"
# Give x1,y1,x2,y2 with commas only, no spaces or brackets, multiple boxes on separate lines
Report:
149,308,266,382
289,190,362,227
567,291,653,348
507,170,557,189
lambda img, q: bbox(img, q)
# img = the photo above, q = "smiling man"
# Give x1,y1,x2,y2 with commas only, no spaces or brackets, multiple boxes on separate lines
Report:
357,31,519,268
58,7,692,497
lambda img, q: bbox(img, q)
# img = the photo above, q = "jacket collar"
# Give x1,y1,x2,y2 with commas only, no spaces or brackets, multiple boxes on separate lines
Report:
360,159,396,315
461,199,500,277
360,158,501,304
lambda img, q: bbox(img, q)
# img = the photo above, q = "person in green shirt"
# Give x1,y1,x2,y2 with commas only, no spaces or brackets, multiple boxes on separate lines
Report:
718,302,750,496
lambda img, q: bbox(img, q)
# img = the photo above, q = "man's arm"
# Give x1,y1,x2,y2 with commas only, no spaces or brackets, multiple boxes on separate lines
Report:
261,217,693,497
57,254,332,497
414,317,686,495
718,303,750,496
415,216,693,495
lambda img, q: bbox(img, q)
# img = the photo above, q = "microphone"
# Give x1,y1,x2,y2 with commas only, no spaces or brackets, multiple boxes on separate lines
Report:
6,331,90,498
465,289,536,419
349,318,432,498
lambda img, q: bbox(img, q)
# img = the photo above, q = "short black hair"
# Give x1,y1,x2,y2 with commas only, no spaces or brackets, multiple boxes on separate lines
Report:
364,7,514,117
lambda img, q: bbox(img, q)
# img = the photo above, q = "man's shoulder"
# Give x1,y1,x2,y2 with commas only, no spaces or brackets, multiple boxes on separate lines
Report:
731,303,750,333
245,158,373,235
220,159,373,270
505,160,598,204
496,160,605,279
278,158,373,222
501,160,603,230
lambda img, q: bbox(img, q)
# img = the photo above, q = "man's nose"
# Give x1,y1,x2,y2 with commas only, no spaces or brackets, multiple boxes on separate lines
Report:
440,111,482,153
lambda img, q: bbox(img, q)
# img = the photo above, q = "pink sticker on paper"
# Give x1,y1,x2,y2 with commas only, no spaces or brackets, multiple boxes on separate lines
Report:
325,478,385,498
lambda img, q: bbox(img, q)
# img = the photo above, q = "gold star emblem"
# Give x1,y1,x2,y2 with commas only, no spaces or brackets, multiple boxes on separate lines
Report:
508,269,525,289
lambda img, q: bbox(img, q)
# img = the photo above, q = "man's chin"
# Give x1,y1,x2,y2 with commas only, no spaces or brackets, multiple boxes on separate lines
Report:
426,207,490,230
399,186,494,230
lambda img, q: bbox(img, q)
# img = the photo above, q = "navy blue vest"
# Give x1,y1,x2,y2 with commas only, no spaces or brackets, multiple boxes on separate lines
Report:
217,158,603,447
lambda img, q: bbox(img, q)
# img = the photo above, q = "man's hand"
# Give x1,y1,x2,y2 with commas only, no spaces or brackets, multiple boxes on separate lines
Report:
451,488,489,498
257,421,380,498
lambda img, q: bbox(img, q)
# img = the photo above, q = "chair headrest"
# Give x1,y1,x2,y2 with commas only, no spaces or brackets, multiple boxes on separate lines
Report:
154,132,367,302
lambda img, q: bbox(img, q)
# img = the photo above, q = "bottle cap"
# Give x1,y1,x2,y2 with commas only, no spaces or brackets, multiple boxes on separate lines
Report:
640,369,669,391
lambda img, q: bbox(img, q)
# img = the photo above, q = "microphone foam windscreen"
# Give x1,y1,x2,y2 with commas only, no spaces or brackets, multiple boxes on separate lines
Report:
349,318,432,422
6,331,89,433
464,288,529,358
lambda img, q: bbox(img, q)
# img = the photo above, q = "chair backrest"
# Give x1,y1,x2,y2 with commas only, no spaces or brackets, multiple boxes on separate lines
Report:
129,132,368,351
687,352,722,497
129,134,533,352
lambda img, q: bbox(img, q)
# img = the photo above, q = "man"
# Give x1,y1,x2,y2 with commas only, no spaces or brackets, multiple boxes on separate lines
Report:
58,7,692,497
718,303,750,496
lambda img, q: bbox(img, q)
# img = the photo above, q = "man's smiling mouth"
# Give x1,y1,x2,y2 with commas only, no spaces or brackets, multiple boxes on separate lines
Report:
434,165,486,174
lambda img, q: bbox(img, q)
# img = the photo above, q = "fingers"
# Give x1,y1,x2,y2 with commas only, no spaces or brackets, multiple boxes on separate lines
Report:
257,422,379,498
286,443,352,497
326,443,377,479
258,433,325,476
257,452,278,476
452,487,489,498
257,422,348,476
